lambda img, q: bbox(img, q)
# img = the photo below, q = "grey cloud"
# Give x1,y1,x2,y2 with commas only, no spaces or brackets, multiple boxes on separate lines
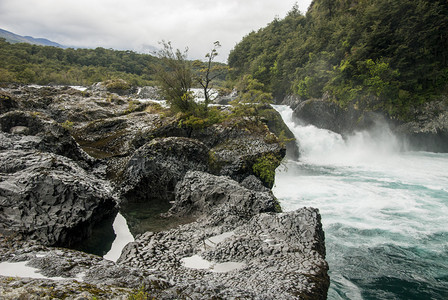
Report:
0,0,312,61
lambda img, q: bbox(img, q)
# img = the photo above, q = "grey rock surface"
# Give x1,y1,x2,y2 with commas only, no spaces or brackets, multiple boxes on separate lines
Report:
119,206,328,299
167,171,279,219
0,150,117,247
0,84,329,299
119,137,209,203
0,110,94,167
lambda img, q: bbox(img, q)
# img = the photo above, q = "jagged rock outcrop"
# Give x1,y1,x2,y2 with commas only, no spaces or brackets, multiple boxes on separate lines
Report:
73,112,174,158
119,193,328,299
0,237,173,299
0,89,118,247
0,84,329,299
0,111,94,167
0,150,117,247
208,135,284,187
119,137,209,203
166,171,280,220
0,91,18,113
117,171,328,299
395,99,448,152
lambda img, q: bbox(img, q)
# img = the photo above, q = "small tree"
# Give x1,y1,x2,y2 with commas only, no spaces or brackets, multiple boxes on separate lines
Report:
193,41,227,111
155,41,196,113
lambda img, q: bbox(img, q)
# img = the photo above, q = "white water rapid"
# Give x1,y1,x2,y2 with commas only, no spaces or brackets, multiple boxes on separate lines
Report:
272,105,448,299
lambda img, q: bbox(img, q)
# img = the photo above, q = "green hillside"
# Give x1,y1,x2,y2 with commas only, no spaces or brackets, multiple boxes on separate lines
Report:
0,38,158,86
228,0,448,119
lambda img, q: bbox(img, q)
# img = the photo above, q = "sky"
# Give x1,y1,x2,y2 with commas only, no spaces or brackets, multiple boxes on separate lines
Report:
0,0,312,62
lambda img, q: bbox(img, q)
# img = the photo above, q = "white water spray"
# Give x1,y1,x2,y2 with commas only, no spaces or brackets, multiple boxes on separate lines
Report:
272,105,448,299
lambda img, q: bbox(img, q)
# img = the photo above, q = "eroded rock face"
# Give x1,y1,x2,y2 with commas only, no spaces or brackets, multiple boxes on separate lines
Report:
0,239,172,299
0,150,117,247
0,85,329,299
0,111,94,168
117,171,328,299
396,99,448,152
119,137,209,203
0,91,18,114
119,206,328,299
167,171,280,220
0,91,117,247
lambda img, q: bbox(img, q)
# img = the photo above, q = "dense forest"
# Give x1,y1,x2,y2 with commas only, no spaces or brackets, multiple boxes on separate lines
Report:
228,0,448,119
0,38,228,90
0,38,158,86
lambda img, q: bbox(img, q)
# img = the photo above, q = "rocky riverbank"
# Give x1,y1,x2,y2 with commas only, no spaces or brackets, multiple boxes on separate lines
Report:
0,84,328,299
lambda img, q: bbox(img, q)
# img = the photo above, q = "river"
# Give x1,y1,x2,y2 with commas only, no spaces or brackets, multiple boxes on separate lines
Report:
272,105,448,300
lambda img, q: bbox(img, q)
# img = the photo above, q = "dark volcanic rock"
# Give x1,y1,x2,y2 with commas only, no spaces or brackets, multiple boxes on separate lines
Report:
167,171,280,219
293,98,356,134
0,85,329,299
0,241,172,299
396,99,448,152
119,206,329,299
0,150,117,247
119,137,209,203
209,135,284,187
0,111,94,167
73,111,184,159
0,91,18,114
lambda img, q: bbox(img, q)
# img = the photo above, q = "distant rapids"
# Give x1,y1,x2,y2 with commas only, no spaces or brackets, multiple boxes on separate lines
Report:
272,105,448,300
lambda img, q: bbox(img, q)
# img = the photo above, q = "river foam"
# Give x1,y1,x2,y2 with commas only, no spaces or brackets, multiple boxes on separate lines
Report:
272,105,448,299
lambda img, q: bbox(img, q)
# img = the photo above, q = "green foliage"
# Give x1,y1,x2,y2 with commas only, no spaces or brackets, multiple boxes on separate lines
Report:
228,0,448,119
178,106,227,132
0,38,157,85
155,41,196,114
252,153,282,187
155,41,230,136
230,75,273,120
61,120,74,131
104,78,131,90
127,285,151,300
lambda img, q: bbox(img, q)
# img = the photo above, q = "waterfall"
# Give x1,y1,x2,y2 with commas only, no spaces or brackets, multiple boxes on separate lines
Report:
272,105,448,300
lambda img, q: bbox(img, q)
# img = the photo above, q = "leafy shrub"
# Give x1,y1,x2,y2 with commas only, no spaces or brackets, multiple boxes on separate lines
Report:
252,153,281,187
104,78,131,90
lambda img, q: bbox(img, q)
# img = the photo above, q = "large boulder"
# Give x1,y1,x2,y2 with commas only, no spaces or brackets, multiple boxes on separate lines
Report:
293,99,356,134
209,135,284,188
0,111,94,167
395,99,448,152
167,171,280,220
0,91,19,114
119,205,328,299
119,137,209,203
119,170,328,299
0,150,117,247
73,111,184,158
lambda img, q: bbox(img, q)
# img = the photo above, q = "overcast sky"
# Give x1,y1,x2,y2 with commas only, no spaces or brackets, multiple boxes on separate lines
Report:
0,0,312,62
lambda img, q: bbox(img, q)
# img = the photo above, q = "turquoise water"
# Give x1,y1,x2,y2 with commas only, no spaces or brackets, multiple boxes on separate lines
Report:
273,105,448,300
